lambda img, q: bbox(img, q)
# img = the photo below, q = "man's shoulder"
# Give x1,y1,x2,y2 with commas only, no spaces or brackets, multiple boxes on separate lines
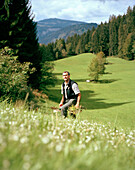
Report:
70,80,78,85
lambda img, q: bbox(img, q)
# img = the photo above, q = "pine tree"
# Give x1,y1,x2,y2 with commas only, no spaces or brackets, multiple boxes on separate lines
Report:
0,0,42,88
99,22,109,56
0,0,9,48
126,6,134,34
91,28,100,53
123,33,135,60
109,15,118,56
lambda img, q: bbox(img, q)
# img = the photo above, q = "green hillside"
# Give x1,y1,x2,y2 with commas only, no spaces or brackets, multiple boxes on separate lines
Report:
1,53,135,170
48,53,135,129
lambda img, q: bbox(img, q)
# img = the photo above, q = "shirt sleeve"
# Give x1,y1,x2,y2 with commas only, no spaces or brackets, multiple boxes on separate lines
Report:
61,84,63,94
72,83,80,95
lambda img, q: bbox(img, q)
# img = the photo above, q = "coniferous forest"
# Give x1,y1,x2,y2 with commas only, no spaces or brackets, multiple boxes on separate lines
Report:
42,6,135,61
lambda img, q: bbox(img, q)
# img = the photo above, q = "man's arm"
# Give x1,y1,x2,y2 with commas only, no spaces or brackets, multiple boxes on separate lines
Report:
59,95,64,107
75,93,81,109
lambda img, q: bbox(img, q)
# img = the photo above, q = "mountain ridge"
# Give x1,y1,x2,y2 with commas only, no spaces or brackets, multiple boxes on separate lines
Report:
37,18,98,44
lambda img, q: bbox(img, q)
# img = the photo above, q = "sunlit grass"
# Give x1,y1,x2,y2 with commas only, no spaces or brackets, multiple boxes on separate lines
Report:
1,53,135,169
48,53,135,129
0,101,135,169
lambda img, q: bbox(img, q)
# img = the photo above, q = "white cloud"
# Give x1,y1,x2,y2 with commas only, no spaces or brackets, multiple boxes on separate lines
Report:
31,0,135,23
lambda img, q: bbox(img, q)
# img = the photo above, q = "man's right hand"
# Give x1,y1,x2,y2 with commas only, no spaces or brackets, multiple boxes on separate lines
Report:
59,103,63,108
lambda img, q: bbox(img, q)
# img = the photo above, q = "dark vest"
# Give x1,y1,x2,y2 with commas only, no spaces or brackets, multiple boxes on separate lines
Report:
62,79,78,102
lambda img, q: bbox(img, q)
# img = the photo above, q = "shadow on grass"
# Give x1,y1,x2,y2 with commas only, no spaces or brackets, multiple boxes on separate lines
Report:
55,78,120,85
80,90,130,110
98,79,120,84
47,88,130,110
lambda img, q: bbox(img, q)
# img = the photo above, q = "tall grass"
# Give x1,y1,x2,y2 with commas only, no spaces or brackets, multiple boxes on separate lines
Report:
0,101,134,170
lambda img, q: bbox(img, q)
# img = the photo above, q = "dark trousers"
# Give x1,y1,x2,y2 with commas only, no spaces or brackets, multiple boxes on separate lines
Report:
60,99,76,117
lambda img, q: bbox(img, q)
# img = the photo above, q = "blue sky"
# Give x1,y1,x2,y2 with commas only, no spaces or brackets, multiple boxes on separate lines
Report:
31,0,135,23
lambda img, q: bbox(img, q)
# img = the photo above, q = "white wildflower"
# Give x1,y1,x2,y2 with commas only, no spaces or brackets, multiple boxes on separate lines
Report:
55,144,63,152
94,145,98,151
23,162,30,170
20,137,28,144
85,136,91,143
42,137,49,144
12,134,19,141
126,139,130,143
23,155,30,161
20,124,24,128
54,135,59,139
53,130,56,135
79,140,82,144
6,108,10,111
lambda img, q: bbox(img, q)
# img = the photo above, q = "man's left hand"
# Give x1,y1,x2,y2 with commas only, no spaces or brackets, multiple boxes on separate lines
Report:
75,103,79,109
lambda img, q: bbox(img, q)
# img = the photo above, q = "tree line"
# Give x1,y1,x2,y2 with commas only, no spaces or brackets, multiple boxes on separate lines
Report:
42,5,135,61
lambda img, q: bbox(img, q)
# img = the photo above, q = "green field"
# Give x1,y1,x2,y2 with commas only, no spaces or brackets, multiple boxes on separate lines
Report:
48,53,135,130
0,53,135,170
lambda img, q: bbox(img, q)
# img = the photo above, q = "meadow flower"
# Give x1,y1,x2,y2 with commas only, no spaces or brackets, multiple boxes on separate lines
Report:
85,136,91,143
55,143,63,152
23,162,30,170
12,134,19,141
20,137,28,144
94,145,98,151
126,139,130,143
53,130,56,135
23,154,31,161
42,136,50,144
20,124,24,128
79,140,82,144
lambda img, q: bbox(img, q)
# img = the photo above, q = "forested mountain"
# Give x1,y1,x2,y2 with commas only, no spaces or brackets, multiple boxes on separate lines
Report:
37,18,97,44
40,6,135,61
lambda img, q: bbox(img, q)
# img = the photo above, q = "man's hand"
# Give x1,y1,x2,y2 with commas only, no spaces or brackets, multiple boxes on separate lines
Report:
75,93,81,109
59,103,63,108
75,103,79,109
59,96,64,108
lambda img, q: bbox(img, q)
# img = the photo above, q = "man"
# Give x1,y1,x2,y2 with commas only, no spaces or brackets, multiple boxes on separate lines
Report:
59,71,81,117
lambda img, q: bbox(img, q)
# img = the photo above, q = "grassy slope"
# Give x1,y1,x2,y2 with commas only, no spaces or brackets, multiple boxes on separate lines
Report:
48,53,135,130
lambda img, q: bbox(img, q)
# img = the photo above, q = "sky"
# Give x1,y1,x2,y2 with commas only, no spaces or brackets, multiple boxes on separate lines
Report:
31,0,135,24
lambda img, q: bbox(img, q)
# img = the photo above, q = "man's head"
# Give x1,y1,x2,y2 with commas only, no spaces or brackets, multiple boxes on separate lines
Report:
62,71,70,82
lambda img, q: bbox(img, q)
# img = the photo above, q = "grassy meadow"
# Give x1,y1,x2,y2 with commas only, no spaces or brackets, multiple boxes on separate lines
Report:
48,53,135,130
0,53,135,170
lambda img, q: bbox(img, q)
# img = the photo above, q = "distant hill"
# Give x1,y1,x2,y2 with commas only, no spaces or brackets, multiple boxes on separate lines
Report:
36,18,98,44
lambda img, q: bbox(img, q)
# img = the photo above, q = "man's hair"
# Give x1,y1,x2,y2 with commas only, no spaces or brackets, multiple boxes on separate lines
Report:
63,71,70,75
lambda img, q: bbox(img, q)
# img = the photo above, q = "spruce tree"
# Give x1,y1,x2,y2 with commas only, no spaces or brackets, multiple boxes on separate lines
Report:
0,0,42,88
91,27,100,53
99,22,109,56
0,0,9,48
109,15,118,56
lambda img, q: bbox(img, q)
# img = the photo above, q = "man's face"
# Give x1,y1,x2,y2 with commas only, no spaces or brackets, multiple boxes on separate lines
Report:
63,72,70,82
